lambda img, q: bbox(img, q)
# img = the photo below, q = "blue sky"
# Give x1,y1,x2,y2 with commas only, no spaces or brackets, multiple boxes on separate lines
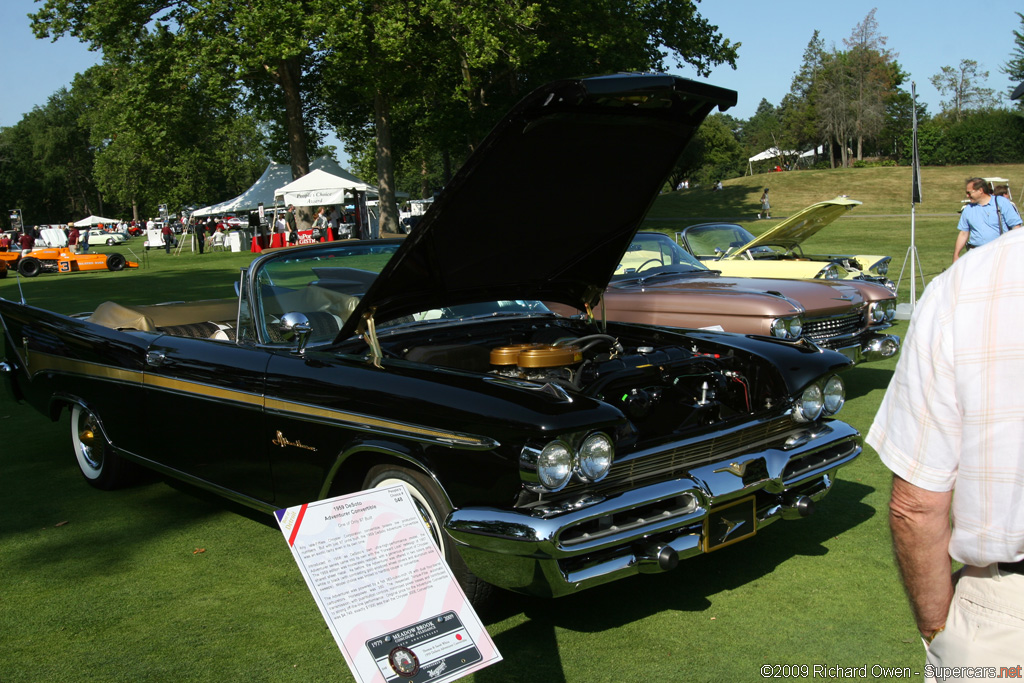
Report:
2,0,1020,135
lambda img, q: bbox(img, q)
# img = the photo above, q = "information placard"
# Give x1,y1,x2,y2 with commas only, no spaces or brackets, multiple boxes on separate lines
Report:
275,486,501,683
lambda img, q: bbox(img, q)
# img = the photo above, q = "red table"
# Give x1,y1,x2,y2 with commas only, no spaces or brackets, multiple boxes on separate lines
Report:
250,230,333,253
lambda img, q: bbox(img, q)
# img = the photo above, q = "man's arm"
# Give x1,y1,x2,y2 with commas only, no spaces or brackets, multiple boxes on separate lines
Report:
889,474,954,639
952,230,969,262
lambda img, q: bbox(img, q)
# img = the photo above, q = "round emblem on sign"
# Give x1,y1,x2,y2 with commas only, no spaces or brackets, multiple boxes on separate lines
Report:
388,646,420,678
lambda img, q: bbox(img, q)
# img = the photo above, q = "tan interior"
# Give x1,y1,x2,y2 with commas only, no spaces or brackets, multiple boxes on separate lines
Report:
88,299,238,332
87,287,360,343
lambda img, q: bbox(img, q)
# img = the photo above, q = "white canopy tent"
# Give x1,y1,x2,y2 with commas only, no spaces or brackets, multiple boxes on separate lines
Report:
74,215,121,227
747,145,827,175
192,157,379,217
746,147,796,175
192,162,294,217
275,168,376,207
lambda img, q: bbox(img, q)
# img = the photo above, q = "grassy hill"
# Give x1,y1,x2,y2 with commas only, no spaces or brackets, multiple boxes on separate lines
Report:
644,163,1024,304
649,163,1024,219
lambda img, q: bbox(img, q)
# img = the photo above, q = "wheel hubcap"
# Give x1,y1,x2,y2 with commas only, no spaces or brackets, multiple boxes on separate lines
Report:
78,415,103,471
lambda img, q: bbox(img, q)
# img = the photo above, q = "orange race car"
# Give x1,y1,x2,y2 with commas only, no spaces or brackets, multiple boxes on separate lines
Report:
0,247,137,278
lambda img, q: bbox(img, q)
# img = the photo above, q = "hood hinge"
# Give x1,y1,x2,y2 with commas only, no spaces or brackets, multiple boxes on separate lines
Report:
358,309,384,369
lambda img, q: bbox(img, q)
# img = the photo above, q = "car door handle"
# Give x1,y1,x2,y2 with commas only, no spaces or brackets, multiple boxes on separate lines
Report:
146,351,169,367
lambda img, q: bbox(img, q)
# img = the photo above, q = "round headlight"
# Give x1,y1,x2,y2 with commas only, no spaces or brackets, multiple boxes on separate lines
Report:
871,304,886,323
794,384,824,422
875,261,889,276
788,316,803,339
537,441,573,490
884,300,897,321
771,318,789,338
823,375,845,414
577,433,614,482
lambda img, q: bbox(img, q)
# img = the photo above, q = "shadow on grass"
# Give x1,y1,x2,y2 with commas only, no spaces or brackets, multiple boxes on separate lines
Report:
844,365,895,399
474,479,876,682
0,400,231,575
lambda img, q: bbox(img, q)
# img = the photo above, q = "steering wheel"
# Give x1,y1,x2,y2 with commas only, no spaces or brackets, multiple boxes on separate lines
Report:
636,258,665,272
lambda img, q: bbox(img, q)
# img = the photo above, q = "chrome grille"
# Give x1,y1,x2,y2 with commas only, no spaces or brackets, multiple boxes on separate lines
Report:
560,415,797,497
803,311,863,347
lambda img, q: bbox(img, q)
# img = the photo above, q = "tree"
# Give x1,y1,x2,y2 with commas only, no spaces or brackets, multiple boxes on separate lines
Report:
816,51,856,168
0,87,100,224
672,114,744,187
1004,11,1024,110
842,9,899,160
780,31,826,162
324,0,740,229
930,60,999,122
743,99,792,170
30,0,323,185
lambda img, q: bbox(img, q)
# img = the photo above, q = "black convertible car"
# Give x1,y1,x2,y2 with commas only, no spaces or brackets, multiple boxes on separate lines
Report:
0,74,861,601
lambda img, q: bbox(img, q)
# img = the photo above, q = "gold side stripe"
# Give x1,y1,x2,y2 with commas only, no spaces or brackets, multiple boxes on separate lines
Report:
27,350,493,449
29,351,144,384
264,397,493,448
144,374,265,407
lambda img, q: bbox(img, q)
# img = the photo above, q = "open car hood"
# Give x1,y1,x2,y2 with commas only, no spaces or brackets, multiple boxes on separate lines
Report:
729,197,862,255
338,73,736,341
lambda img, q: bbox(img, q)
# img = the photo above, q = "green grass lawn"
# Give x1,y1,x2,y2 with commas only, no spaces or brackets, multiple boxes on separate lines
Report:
0,166,984,682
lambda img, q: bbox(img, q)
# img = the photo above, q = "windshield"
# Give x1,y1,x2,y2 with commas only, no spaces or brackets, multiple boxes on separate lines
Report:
253,242,399,345
681,223,758,257
250,242,550,345
612,233,710,279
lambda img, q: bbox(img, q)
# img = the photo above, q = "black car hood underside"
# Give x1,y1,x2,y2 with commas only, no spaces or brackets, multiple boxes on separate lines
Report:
338,73,736,342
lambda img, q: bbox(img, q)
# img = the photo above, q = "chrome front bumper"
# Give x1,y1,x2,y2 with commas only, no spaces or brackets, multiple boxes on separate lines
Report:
835,333,900,364
445,420,862,598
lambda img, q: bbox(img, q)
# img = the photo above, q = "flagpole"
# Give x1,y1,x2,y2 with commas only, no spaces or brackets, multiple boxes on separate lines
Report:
895,82,927,320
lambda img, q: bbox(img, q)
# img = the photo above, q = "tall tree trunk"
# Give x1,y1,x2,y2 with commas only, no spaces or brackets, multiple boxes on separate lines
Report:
420,156,429,199
442,150,453,185
278,55,310,182
374,89,400,235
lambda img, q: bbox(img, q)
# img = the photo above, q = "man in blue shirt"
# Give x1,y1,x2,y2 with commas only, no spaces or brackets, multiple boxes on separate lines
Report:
953,178,1022,263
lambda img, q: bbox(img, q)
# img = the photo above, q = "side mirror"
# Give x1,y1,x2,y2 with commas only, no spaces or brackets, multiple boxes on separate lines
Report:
280,312,313,354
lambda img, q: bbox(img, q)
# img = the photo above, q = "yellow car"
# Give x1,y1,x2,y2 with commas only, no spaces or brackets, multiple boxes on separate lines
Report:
675,197,894,290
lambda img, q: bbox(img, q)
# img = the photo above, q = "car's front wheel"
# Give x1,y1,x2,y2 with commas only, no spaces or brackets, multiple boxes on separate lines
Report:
106,238,115,246
106,253,126,271
364,465,492,605
70,405,134,490
18,257,41,277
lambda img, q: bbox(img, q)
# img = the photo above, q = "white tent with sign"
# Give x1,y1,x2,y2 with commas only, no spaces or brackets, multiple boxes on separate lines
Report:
192,157,376,217
74,215,122,227
275,168,376,207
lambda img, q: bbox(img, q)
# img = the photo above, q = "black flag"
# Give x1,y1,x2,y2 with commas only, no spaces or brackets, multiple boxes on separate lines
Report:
911,82,922,205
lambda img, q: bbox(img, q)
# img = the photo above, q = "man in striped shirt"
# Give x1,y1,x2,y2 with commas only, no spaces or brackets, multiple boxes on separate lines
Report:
868,227,1024,675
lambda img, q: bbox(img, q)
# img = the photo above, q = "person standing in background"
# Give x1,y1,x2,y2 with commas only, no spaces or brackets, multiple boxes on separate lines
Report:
285,204,298,245
953,178,1021,262
758,188,771,219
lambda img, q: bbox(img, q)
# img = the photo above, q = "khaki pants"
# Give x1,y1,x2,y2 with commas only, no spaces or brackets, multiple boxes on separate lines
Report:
924,564,1024,681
